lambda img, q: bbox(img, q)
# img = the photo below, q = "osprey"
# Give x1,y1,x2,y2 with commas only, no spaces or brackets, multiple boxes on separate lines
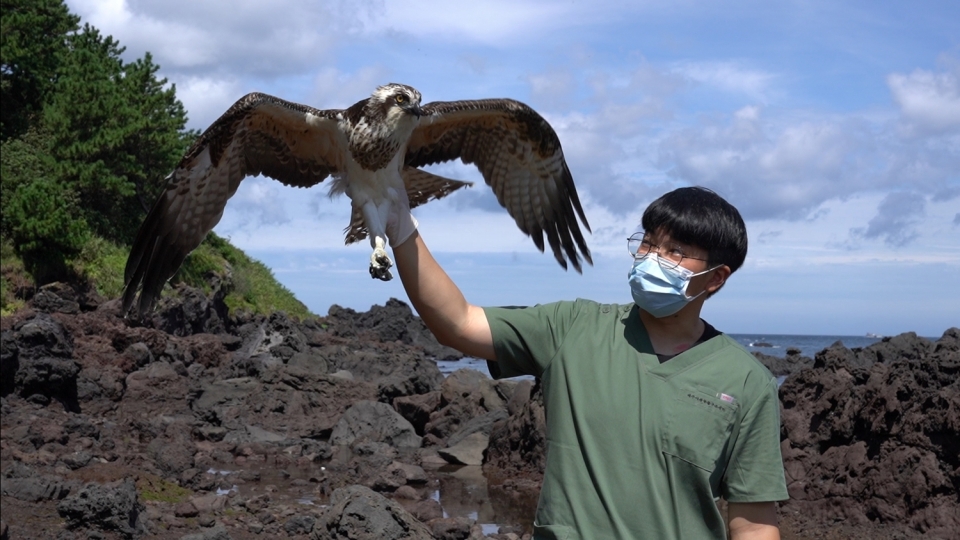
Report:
122,83,592,315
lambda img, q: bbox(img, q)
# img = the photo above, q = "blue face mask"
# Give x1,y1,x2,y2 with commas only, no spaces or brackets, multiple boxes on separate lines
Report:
628,255,719,318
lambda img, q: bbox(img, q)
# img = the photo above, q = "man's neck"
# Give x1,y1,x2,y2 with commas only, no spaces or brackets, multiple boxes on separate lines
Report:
639,306,706,357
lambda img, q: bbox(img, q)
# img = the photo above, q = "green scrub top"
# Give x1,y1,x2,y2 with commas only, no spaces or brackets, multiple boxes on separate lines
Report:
485,299,788,540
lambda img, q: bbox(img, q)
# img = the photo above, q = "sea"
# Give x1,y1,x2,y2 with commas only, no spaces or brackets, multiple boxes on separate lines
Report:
436,333,909,379
727,333,891,359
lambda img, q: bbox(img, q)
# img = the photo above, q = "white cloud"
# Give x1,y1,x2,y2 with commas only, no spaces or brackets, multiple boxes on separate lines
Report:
657,107,874,220
174,76,247,130
368,0,577,45
586,61,687,123
527,70,577,110
307,66,393,109
214,177,293,233
888,64,960,136
673,61,778,102
69,0,361,78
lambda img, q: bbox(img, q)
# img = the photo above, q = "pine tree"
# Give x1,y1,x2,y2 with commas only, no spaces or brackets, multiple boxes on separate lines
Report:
2,131,88,281
0,0,79,140
44,24,195,244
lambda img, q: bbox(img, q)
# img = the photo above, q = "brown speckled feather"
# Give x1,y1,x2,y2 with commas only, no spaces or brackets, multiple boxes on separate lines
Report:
406,99,592,272
123,92,345,315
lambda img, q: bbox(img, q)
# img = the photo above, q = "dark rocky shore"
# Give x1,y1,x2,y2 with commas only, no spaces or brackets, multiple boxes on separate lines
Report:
1,282,957,539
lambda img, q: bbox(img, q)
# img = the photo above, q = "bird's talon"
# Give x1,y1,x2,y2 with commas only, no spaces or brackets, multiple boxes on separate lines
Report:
369,247,394,281
369,264,393,281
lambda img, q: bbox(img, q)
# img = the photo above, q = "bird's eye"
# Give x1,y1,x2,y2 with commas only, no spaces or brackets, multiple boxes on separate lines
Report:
396,95,406,104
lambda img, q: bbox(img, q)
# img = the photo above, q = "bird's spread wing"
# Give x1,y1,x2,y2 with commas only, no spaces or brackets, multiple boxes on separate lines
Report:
405,99,592,272
123,92,346,316
344,167,473,244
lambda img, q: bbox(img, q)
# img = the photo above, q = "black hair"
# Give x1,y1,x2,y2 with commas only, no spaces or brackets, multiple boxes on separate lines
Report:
640,186,748,273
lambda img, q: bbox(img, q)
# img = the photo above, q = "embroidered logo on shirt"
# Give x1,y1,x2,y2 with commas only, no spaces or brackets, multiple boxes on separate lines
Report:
686,392,728,412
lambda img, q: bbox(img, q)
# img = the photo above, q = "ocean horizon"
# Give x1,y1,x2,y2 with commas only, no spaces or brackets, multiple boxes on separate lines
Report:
729,333,892,359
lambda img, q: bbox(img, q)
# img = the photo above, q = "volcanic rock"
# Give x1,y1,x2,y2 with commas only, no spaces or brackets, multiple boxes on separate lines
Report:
3,313,81,410
778,329,959,538
485,381,547,478
1,473,71,502
393,391,441,435
438,432,490,466
326,298,463,361
427,516,478,540
329,400,422,450
179,523,232,540
424,370,516,446
311,485,433,540
150,283,230,337
752,350,813,377
0,296,465,538
56,478,144,538
284,514,316,535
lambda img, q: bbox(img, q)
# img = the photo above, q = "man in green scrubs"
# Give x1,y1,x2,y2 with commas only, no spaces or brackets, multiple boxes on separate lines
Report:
390,186,788,539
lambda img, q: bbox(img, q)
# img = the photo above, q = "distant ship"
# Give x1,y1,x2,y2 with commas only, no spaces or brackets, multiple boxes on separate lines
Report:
865,332,885,338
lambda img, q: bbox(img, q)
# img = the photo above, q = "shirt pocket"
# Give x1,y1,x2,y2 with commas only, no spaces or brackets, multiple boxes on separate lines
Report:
661,387,738,471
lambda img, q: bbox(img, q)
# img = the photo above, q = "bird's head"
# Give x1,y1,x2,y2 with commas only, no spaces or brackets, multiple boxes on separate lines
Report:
370,83,423,127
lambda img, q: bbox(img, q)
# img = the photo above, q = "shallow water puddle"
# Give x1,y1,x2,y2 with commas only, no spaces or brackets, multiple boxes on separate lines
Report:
218,459,535,533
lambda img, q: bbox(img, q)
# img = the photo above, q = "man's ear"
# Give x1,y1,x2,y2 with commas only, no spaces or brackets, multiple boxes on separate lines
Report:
705,265,732,295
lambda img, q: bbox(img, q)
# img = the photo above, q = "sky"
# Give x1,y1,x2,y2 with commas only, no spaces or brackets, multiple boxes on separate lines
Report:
67,0,959,337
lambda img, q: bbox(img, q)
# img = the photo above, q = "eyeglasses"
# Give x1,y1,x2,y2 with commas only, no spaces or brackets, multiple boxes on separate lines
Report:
627,233,708,270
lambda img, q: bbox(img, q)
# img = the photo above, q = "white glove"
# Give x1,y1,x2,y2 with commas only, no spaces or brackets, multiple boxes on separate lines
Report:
385,190,418,247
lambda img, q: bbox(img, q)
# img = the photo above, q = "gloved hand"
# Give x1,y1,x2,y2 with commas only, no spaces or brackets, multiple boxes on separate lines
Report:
385,187,418,247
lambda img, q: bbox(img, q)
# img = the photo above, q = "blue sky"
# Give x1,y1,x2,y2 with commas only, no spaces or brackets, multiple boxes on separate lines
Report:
68,0,959,337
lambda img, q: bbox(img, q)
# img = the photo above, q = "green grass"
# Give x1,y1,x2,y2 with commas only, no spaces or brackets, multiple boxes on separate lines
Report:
176,232,313,319
1,238,30,315
1,231,313,320
73,235,127,299
137,475,192,503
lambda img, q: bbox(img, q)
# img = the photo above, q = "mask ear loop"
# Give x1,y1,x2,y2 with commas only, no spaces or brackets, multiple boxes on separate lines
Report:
698,264,724,276
680,264,725,299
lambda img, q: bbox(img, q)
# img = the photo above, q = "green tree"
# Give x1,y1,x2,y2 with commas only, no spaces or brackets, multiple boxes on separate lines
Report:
1,126,88,282
43,24,195,243
3,169,88,282
0,0,79,140
118,53,197,210
0,128,50,235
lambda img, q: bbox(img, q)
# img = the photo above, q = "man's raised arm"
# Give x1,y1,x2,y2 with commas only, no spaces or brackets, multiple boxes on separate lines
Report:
391,232,496,361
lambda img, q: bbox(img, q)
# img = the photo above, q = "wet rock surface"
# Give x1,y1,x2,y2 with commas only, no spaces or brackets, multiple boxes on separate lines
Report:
1,282,956,539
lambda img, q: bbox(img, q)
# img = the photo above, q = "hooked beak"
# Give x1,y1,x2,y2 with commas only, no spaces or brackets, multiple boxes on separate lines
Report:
400,101,423,118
